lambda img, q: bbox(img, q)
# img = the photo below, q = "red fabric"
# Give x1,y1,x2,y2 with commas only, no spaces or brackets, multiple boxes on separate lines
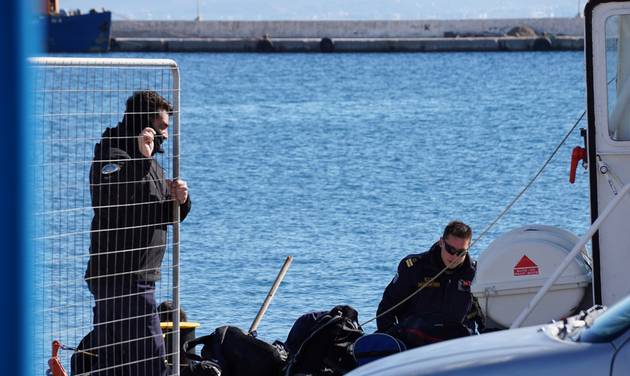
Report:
403,328,444,343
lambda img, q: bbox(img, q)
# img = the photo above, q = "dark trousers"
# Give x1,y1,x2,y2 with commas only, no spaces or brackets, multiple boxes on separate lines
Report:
71,279,168,376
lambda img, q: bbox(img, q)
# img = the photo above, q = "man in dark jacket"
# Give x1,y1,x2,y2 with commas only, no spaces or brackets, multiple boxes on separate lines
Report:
72,91,191,375
376,221,484,348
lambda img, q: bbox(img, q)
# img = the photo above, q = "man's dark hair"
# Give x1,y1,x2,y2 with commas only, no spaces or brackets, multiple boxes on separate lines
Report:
125,90,173,118
443,220,472,240
120,91,173,153
157,300,187,322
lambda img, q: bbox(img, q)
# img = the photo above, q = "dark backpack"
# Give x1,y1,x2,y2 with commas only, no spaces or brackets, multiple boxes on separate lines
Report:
284,305,364,376
183,325,286,376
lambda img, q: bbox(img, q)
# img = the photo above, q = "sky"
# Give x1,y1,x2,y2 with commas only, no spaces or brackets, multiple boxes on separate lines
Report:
60,0,585,21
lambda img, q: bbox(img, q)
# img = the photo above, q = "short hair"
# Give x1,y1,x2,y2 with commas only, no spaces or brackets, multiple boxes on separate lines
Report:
157,300,187,322
443,220,472,240
125,90,173,118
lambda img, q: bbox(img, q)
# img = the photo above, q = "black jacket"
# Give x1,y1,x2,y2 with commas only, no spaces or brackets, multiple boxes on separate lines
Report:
376,242,482,332
86,123,191,283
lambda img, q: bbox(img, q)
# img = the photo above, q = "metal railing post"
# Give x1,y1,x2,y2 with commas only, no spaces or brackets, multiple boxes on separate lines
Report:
171,64,181,375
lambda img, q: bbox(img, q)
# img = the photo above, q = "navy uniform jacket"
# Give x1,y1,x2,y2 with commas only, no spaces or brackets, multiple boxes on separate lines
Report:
86,125,191,284
376,242,482,332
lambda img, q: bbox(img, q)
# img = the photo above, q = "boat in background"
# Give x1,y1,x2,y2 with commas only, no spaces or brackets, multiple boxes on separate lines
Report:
39,0,111,53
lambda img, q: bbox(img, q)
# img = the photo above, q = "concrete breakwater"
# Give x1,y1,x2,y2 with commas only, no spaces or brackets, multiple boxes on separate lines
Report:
111,18,584,52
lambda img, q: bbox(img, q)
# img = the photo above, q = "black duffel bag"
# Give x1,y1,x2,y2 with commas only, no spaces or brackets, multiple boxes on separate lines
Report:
183,325,286,376
284,305,364,376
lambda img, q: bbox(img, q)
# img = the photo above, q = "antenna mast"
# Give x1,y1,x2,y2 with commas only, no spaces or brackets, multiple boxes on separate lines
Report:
195,0,201,21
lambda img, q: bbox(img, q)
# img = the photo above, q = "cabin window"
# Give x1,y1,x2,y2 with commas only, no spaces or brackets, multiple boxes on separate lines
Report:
606,15,630,141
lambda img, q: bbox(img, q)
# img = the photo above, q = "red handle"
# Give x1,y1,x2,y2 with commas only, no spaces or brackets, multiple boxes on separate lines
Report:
48,340,68,376
570,146,586,184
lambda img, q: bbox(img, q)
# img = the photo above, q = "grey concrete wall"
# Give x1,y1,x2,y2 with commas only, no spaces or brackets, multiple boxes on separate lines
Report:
112,18,584,39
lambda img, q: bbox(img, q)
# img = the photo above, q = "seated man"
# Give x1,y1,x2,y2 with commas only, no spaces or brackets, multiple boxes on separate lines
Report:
376,220,484,348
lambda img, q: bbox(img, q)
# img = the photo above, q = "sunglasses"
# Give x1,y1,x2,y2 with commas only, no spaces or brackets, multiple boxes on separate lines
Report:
442,239,468,257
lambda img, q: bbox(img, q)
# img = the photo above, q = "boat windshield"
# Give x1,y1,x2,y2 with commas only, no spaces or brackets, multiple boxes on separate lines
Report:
607,14,630,140
579,294,630,343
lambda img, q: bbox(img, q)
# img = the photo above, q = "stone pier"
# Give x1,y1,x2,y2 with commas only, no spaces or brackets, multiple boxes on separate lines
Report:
110,18,585,52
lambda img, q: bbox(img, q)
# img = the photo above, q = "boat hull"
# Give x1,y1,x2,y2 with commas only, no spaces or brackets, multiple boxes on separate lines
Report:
45,11,111,53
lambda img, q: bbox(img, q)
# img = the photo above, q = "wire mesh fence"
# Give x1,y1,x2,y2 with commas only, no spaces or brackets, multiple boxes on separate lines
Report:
30,57,181,376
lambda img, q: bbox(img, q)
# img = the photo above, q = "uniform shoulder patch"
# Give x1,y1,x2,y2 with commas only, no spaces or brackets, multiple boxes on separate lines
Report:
404,257,418,268
101,163,122,175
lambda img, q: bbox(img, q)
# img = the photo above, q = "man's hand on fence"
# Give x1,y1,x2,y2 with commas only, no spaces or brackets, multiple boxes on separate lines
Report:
169,179,189,204
138,127,156,158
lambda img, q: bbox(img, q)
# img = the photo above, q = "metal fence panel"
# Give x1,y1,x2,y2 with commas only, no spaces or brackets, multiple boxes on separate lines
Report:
30,57,181,376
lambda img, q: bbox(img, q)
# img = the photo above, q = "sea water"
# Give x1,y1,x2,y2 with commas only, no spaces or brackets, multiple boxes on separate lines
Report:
56,51,591,344
165,51,590,341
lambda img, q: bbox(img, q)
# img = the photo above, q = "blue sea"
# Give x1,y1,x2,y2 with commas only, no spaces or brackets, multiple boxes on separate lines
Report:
35,51,590,367
169,51,589,340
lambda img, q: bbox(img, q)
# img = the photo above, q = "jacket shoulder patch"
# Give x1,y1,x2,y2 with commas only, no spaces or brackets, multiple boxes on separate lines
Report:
404,257,418,268
101,163,122,175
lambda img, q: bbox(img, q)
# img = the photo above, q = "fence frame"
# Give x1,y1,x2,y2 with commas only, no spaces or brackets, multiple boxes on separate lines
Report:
29,56,182,374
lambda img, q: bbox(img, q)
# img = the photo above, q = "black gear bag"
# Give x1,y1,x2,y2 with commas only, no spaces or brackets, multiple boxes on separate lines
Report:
183,325,285,376
283,305,364,376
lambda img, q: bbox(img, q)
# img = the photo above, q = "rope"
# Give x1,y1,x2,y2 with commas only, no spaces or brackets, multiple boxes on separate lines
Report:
361,109,588,329
473,74,615,248
470,110,585,249
59,343,98,358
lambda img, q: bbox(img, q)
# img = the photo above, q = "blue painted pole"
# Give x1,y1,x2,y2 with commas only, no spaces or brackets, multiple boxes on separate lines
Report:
0,1,39,375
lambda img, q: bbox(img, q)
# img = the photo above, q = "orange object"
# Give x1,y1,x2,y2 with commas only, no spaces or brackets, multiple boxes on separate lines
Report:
48,340,68,376
42,0,59,15
569,146,587,184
